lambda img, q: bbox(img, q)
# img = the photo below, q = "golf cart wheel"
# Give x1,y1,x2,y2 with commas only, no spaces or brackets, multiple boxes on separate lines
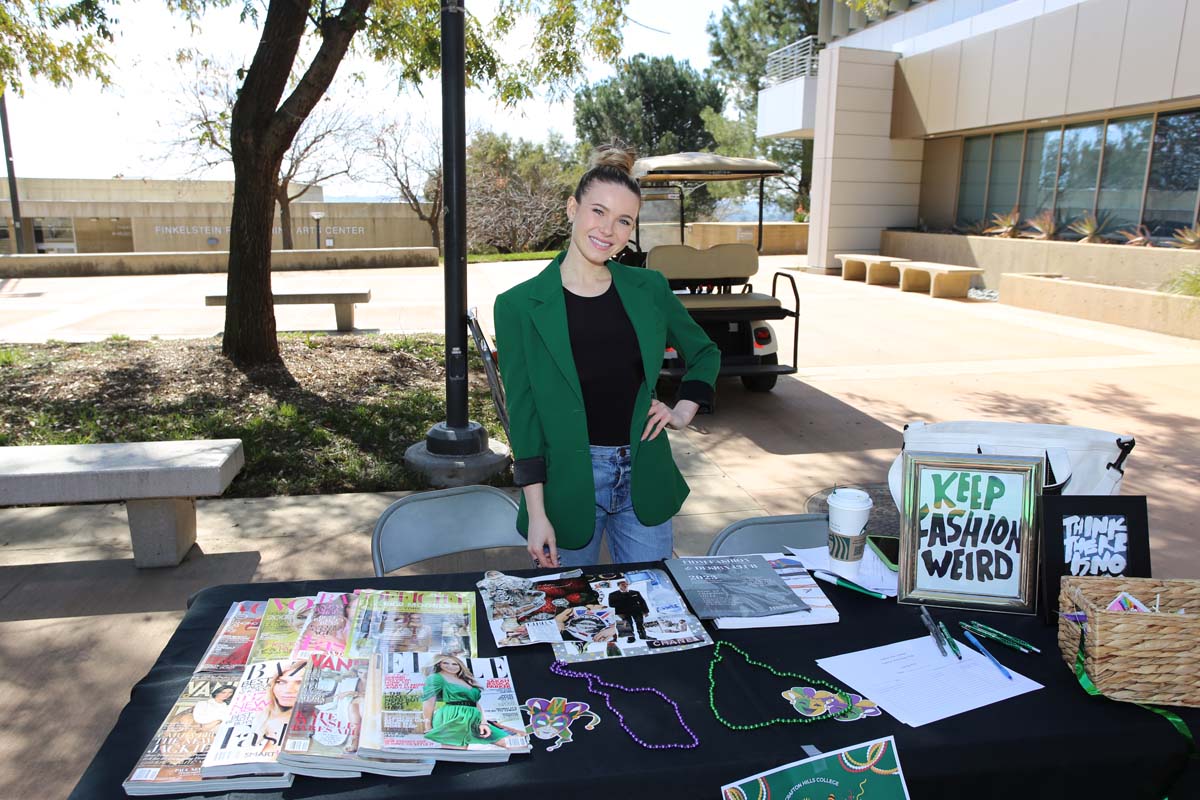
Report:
741,354,778,393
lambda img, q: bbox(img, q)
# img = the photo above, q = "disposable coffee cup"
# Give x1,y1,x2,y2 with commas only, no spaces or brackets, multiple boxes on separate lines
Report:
827,487,873,580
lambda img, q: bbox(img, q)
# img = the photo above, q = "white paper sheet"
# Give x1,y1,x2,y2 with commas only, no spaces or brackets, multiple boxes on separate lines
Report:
786,545,900,597
816,636,1043,727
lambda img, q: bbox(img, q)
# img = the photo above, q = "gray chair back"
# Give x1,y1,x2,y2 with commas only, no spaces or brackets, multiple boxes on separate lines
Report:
372,485,524,576
706,513,829,556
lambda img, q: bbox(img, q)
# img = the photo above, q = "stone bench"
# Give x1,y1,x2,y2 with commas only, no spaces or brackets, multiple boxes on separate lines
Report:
897,262,985,298
0,439,244,567
205,289,371,331
833,254,909,283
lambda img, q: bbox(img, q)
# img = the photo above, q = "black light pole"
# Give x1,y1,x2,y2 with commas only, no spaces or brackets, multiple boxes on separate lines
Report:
423,0,486,457
0,92,25,254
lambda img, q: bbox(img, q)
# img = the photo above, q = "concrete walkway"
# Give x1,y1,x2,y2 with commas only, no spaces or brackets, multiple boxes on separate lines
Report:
2,255,1200,798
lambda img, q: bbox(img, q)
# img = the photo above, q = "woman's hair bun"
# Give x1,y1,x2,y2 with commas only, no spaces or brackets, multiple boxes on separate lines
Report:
589,141,637,176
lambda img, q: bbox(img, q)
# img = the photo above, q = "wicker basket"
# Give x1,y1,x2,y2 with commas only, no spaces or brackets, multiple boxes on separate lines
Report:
1058,576,1200,708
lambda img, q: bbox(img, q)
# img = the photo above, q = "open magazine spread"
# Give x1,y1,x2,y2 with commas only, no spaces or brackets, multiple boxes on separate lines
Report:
360,652,529,763
121,672,293,795
346,589,477,659
477,568,712,662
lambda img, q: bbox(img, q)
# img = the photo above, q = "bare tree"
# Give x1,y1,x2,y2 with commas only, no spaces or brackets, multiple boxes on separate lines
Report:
171,50,363,249
365,116,443,252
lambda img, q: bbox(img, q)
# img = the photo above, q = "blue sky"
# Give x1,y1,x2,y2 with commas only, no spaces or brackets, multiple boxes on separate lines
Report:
6,0,729,195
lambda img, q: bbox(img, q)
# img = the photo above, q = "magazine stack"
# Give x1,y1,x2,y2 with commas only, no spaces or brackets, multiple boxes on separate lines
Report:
123,586,531,795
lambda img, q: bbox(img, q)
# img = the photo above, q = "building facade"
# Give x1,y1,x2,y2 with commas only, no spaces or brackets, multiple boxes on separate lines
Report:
758,0,1200,269
0,178,435,255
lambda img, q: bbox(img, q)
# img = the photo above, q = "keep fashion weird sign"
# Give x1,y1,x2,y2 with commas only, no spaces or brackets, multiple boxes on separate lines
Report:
915,469,1025,597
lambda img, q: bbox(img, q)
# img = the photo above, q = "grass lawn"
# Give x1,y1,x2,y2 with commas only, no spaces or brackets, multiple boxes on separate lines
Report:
0,334,511,497
465,250,560,263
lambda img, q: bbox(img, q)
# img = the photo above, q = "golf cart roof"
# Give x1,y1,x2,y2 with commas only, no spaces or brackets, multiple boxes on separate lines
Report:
633,152,785,183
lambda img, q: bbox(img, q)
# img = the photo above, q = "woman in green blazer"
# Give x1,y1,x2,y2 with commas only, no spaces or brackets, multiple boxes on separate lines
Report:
494,145,719,568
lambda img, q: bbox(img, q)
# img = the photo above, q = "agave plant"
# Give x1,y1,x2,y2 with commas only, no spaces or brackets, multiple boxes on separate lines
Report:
955,219,988,236
983,210,1022,238
1118,225,1154,246
1022,210,1060,240
1172,223,1200,250
1067,212,1115,243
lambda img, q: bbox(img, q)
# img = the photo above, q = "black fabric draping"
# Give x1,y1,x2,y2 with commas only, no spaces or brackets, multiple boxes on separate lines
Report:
70,565,1200,800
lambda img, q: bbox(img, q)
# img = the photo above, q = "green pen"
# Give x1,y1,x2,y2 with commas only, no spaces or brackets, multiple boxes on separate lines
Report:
970,621,1042,653
811,570,887,600
937,621,962,660
960,622,1029,654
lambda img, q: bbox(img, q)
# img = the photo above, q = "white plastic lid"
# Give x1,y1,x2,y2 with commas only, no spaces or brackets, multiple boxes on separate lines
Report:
827,487,873,510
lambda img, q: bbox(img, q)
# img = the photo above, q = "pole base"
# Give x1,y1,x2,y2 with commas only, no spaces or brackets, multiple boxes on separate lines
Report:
424,420,488,456
404,434,510,489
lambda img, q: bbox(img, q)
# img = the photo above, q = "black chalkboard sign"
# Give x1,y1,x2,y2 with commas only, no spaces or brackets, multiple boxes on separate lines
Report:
1039,495,1151,624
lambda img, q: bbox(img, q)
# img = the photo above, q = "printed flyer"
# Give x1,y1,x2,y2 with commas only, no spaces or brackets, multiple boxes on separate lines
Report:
722,736,910,800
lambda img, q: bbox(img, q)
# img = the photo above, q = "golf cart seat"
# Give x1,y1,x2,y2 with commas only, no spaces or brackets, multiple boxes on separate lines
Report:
647,243,786,319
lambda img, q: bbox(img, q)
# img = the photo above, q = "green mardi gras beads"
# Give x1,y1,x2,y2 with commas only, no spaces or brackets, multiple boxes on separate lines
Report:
707,640,855,730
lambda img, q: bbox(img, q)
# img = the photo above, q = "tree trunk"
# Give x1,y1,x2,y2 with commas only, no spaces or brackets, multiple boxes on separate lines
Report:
278,183,294,250
219,0,369,366
224,154,285,365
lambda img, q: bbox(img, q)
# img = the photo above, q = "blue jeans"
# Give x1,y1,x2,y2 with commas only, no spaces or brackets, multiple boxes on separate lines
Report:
557,444,674,567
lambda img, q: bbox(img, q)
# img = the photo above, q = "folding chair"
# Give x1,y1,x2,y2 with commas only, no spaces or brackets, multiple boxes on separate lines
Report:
372,485,525,576
705,513,829,556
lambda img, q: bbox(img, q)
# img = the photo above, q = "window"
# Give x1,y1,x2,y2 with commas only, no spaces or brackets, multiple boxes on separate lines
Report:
985,131,1023,220
1055,122,1104,225
1097,116,1153,230
33,217,76,253
956,135,991,225
1143,109,1200,236
1018,128,1061,219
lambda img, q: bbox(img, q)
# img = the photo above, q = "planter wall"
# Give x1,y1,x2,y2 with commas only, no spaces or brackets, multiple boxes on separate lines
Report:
0,246,440,279
881,231,1200,291
1000,273,1200,340
639,222,808,255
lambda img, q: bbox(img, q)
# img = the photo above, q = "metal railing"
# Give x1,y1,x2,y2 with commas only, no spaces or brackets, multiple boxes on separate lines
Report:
764,35,821,86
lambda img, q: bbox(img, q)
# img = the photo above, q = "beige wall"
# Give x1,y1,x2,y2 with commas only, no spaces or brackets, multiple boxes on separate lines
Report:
1001,273,1200,340
0,246,440,279
892,0,1200,138
809,46,922,270
5,199,433,254
918,137,962,230
0,177,322,204
881,230,1200,290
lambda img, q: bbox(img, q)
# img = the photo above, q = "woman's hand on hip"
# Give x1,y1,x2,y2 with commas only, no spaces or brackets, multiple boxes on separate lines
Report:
641,399,698,441
527,514,560,568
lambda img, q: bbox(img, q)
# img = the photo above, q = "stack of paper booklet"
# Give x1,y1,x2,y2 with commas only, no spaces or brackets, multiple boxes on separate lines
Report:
123,587,530,796
665,553,840,628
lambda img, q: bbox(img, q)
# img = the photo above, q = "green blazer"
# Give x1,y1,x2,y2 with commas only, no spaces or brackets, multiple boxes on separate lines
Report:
494,252,720,550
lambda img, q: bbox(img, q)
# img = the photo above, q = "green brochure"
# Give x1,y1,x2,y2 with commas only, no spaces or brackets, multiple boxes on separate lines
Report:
721,736,909,800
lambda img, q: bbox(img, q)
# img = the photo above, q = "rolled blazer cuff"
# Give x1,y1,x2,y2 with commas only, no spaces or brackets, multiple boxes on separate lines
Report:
512,456,547,486
677,380,715,413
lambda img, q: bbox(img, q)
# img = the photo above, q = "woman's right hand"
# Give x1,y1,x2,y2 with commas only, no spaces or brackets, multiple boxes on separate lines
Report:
527,514,559,568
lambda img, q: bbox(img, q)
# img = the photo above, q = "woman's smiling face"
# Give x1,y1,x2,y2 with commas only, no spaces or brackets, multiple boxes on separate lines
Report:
567,180,640,266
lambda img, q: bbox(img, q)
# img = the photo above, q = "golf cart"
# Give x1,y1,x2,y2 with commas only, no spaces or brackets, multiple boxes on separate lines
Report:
619,152,800,393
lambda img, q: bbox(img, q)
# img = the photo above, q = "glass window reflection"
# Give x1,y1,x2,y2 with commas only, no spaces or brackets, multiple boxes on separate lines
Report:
956,135,991,225
1018,128,1061,220
1055,122,1104,226
1144,110,1200,237
985,131,1023,220
1097,116,1153,230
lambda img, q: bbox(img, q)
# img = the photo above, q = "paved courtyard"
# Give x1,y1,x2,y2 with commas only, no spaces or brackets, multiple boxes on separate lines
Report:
2,255,1199,797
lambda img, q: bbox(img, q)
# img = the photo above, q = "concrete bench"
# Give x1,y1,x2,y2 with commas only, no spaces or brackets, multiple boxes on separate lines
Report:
205,288,371,331
897,262,985,298
833,254,909,283
0,439,244,567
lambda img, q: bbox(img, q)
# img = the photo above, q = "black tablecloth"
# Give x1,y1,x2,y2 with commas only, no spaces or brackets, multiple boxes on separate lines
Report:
70,566,1199,799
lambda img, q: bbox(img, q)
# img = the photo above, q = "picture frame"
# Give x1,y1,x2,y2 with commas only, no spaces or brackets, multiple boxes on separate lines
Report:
898,451,1043,614
1038,495,1150,624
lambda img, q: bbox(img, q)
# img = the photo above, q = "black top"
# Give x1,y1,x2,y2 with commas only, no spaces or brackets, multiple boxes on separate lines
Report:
564,283,643,446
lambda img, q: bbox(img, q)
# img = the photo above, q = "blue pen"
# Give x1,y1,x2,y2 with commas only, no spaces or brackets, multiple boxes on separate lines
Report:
962,629,1012,680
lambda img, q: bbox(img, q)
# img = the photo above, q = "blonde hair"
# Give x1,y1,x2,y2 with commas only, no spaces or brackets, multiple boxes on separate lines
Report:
574,141,640,202
428,653,480,689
